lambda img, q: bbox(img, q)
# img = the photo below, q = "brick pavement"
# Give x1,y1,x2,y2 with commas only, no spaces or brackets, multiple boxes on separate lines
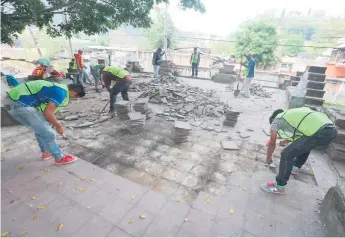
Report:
1,124,328,237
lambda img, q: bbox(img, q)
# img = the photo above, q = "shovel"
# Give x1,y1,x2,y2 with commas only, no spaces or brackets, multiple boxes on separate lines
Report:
234,59,243,97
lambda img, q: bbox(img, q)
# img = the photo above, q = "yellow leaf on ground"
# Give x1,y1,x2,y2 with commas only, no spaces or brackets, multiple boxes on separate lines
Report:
205,199,211,204
87,205,91,209
139,214,146,219
176,199,181,203
5,149,11,152
37,205,46,210
19,231,28,236
43,169,52,174
242,187,247,191
1,232,9,237
58,224,64,231
308,169,314,175
184,218,188,222
315,209,321,214
25,157,30,160
129,219,134,223
18,166,24,170
33,215,38,220
79,188,85,192
81,176,87,180
131,195,135,200
58,181,63,186
31,196,36,200
229,209,234,215
90,178,95,181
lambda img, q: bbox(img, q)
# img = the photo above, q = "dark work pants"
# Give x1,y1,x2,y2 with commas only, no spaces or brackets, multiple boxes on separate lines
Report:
192,63,198,76
276,126,337,186
109,81,131,110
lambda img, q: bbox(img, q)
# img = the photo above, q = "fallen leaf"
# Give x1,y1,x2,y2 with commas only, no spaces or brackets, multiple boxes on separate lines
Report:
229,209,234,215
315,209,321,214
31,196,36,200
184,218,188,222
5,149,11,152
204,199,211,204
81,176,87,180
43,169,52,174
176,199,181,203
242,187,247,191
79,188,85,192
131,195,135,200
58,181,63,186
12,217,16,220
90,178,95,181
18,166,24,170
1,232,9,237
58,224,64,231
25,157,30,160
308,169,314,175
75,178,81,182
37,205,46,210
33,215,38,220
129,218,134,223
87,205,91,209
19,231,28,236
139,214,146,219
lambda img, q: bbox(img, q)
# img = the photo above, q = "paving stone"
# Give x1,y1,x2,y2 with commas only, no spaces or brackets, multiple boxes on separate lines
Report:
173,185,198,204
1,202,33,232
181,174,207,190
78,188,117,213
137,190,168,214
144,162,168,176
120,167,157,188
99,197,134,225
106,226,132,237
222,141,239,150
144,218,180,237
117,206,155,236
116,179,148,204
159,155,177,166
242,230,257,237
219,159,235,173
171,158,195,172
243,209,275,237
209,171,229,184
272,203,302,225
177,208,216,236
246,192,275,216
212,218,244,236
204,180,227,197
74,214,114,237
274,221,305,237
192,191,222,216
152,177,179,195
162,167,186,183
190,164,212,177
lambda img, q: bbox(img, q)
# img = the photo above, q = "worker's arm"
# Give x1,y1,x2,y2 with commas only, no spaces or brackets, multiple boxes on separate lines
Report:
266,130,277,164
103,72,111,92
43,102,64,135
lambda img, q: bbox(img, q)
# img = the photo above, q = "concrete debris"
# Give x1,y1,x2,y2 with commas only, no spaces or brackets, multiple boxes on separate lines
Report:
74,121,95,128
133,98,149,114
114,101,131,120
127,112,146,134
239,132,250,139
226,82,272,98
171,121,191,144
64,115,79,121
223,111,240,127
221,141,239,150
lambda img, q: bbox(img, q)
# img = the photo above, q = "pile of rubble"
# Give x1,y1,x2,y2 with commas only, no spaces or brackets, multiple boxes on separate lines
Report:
210,56,236,69
225,82,272,98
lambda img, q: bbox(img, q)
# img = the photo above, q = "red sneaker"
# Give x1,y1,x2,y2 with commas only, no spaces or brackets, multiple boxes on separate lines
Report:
42,153,53,161
54,155,79,165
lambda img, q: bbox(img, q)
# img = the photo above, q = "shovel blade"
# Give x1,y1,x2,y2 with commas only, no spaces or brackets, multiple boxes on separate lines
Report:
234,90,240,97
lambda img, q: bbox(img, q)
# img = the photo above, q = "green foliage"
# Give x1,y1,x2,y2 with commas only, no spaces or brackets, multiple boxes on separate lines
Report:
1,0,205,45
144,9,176,49
281,34,305,57
235,21,278,68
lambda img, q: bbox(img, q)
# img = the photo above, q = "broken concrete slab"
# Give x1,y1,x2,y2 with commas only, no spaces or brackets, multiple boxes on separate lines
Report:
64,115,79,121
221,141,239,150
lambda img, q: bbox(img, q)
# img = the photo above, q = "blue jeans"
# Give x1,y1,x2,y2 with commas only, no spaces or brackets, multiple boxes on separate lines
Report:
276,125,337,186
192,63,198,76
153,65,160,83
78,68,94,86
109,81,131,110
6,105,62,159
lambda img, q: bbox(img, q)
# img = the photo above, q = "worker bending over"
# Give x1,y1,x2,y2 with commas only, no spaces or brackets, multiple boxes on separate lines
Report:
3,80,85,165
100,66,131,115
262,107,337,194
190,47,200,77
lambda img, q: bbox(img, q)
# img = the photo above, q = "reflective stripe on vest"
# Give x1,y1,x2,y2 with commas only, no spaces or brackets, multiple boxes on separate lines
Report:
191,53,199,63
7,80,69,113
275,107,333,141
103,66,129,79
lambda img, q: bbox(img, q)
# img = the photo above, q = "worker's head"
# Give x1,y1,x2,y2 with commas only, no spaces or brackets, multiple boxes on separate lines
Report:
68,84,86,98
78,49,83,55
157,48,162,53
194,47,197,53
244,53,252,60
269,109,284,124
99,65,106,73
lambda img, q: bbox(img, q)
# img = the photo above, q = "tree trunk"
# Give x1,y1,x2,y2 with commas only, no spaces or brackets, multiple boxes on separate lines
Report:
28,26,42,57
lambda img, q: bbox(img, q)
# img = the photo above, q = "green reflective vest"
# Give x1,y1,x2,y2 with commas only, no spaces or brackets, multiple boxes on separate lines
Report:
7,80,69,113
103,66,129,79
191,53,199,63
275,107,333,141
73,54,83,70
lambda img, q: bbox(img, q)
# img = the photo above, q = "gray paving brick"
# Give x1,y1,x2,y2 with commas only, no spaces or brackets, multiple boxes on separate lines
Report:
106,226,132,237
274,221,305,237
246,192,275,216
273,204,302,225
152,177,179,195
171,158,195,172
216,197,246,228
173,185,198,204
227,171,253,188
1,202,32,232
192,191,222,215
145,162,168,176
212,218,244,237
204,180,227,197
243,209,275,237
22,189,57,211
242,230,257,237
117,206,155,236
99,197,134,225
117,179,148,204
137,190,167,214
54,204,93,234
144,218,181,236
1,192,23,213
74,214,114,237
177,208,216,236
225,186,250,210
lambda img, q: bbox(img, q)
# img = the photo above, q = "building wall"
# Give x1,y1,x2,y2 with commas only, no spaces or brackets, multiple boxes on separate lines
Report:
325,63,345,78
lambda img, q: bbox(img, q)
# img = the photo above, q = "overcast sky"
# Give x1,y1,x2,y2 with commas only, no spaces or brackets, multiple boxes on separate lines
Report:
166,0,345,36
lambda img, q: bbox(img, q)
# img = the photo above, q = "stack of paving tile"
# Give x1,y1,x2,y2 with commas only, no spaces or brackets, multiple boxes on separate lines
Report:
127,112,146,133
223,111,240,127
171,121,191,144
133,98,149,114
114,101,131,120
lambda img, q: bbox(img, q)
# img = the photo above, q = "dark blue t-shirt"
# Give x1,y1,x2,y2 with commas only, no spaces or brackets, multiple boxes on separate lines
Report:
247,59,255,78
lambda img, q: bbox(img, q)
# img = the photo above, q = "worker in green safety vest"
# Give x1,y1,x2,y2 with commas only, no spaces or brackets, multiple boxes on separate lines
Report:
3,80,86,165
261,107,337,195
100,65,131,115
190,47,200,77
